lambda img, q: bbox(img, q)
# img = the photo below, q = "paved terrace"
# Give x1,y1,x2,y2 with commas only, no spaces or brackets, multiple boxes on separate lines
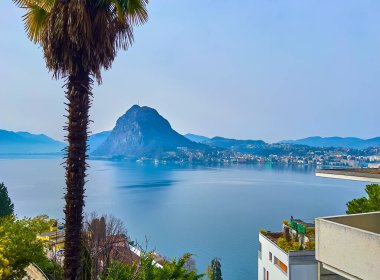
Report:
316,168,380,182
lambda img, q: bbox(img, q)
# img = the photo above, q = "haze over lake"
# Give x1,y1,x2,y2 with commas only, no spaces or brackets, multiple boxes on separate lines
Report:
1,157,365,280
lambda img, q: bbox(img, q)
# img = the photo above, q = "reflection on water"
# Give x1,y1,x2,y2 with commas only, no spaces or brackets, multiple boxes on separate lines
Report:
118,180,177,189
0,158,366,280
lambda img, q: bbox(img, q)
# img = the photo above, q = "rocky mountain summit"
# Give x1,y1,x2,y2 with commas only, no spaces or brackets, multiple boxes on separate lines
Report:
92,105,203,158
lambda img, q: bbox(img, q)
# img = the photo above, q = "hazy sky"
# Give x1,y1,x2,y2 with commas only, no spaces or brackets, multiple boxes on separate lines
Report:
1,0,379,142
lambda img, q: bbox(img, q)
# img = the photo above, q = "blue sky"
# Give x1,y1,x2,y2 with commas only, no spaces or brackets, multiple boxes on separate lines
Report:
0,0,379,142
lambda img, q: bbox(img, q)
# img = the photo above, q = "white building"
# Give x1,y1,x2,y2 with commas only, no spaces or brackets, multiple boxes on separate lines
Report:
258,220,318,280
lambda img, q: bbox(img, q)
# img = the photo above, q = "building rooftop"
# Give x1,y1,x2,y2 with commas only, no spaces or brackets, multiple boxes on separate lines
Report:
316,168,380,182
260,218,315,252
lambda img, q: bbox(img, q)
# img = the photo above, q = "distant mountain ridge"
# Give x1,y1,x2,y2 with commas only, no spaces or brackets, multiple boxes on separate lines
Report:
184,133,210,143
280,136,380,149
3,110,380,156
0,129,65,154
204,137,267,154
92,105,205,158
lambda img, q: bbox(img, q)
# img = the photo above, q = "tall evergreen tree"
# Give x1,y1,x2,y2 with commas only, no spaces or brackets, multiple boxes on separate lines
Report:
206,258,223,280
0,183,14,218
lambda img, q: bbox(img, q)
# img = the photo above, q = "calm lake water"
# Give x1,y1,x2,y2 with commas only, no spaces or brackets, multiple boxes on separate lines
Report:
0,157,366,280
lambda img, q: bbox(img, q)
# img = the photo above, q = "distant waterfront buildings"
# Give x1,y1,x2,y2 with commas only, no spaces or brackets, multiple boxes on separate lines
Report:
132,145,380,168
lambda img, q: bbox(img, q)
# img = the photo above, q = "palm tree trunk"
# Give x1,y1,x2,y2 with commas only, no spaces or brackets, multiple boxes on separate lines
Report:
63,69,91,280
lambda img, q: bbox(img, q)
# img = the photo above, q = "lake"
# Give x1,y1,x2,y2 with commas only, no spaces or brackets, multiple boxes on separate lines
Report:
0,157,366,279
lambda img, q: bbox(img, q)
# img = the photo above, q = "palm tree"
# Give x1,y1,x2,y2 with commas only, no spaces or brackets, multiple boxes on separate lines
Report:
13,0,148,278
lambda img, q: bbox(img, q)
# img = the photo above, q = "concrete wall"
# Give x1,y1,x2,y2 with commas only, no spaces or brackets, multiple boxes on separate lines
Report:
290,264,317,280
288,250,317,265
315,214,380,280
325,212,380,234
288,250,317,280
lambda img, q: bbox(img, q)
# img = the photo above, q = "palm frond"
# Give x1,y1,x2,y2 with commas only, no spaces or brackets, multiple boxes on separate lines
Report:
100,0,148,24
23,4,49,43
13,0,54,12
39,0,55,13
14,0,149,82
109,0,125,23
13,0,32,8
125,0,148,25
13,0,53,43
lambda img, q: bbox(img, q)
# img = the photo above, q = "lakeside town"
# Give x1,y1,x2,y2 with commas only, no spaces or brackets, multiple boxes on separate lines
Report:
147,145,380,168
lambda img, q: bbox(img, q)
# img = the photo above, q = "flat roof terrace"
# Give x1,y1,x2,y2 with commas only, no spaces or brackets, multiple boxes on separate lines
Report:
315,168,380,182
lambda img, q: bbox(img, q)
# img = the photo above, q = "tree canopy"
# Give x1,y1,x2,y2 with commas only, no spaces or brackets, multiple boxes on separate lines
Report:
0,216,46,279
346,184,380,214
103,253,203,280
13,0,149,83
0,183,14,218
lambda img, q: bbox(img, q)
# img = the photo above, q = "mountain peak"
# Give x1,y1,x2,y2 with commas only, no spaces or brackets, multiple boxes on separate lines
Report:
128,104,156,112
130,104,140,109
93,105,201,158
122,104,161,118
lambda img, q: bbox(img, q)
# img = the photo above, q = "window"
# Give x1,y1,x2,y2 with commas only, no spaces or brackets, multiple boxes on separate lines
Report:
263,268,269,280
269,252,272,262
274,256,288,274
259,242,262,259
263,268,266,280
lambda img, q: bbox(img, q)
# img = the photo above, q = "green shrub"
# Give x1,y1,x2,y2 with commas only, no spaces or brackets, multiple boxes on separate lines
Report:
305,241,315,250
102,252,203,280
290,242,301,251
0,216,46,279
277,238,290,252
306,227,315,238
259,229,268,235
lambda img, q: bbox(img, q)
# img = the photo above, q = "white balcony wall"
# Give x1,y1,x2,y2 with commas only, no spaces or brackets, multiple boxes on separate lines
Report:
315,212,380,280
